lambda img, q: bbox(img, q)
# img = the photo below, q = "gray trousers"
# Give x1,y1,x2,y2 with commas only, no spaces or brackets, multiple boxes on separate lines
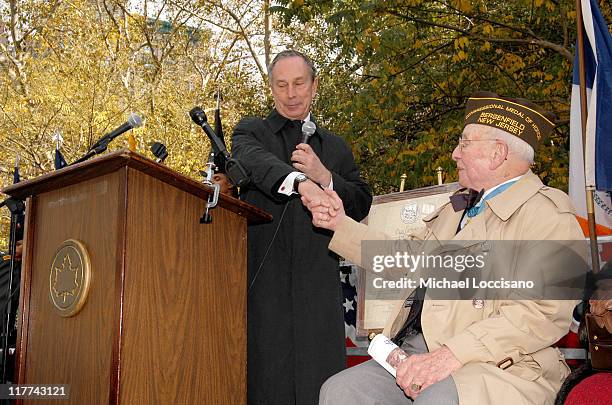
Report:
319,334,459,405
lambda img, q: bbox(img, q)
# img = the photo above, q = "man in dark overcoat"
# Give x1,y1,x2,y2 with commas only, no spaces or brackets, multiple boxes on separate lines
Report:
232,49,372,405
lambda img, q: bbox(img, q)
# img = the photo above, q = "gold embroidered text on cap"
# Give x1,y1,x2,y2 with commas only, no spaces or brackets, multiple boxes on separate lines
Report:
464,91,556,150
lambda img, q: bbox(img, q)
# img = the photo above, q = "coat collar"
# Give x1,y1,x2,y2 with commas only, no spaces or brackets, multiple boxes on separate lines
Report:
266,108,321,138
422,170,542,240
485,170,542,221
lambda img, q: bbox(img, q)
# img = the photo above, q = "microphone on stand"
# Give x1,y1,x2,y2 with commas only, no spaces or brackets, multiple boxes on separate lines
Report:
102,113,143,143
189,107,229,160
150,142,168,163
72,113,144,165
189,107,250,187
300,121,316,144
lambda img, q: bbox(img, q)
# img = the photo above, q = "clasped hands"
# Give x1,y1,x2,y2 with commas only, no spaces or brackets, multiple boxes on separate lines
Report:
301,188,345,231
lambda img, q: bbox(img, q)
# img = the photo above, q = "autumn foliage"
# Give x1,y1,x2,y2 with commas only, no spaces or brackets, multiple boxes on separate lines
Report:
1,0,611,247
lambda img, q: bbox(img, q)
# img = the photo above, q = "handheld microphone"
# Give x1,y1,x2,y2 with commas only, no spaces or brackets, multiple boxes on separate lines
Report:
150,142,168,163
72,113,144,165
189,107,250,187
301,121,316,144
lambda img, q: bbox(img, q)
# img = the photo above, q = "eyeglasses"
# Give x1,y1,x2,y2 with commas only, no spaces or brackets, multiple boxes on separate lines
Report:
456,137,499,151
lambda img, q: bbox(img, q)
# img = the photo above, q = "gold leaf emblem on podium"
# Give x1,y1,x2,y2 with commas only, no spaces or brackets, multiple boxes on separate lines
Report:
49,239,91,317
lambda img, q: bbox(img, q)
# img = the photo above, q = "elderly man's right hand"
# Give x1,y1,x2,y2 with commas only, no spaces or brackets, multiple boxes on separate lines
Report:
298,181,337,215
302,188,345,231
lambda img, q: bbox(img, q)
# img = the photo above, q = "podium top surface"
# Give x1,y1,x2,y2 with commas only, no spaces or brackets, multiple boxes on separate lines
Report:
2,149,271,224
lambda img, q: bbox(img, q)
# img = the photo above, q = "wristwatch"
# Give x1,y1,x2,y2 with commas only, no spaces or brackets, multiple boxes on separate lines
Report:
293,173,308,194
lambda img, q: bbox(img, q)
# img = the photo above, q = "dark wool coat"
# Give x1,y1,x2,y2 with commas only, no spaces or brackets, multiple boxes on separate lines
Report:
232,109,372,405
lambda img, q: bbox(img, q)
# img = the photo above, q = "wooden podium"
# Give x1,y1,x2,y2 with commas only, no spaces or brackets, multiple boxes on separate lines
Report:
2,150,270,404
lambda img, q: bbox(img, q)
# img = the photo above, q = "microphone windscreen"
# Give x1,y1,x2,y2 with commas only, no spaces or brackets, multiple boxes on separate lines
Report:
128,113,143,129
150,142,168,162
302,121,316,136
189,107,207,126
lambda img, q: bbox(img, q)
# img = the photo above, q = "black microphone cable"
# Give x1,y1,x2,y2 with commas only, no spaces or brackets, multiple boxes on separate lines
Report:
247,122,314,294
247,199,290,295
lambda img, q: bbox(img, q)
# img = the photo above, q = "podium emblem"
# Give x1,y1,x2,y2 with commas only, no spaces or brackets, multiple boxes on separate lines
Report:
49,239,92,317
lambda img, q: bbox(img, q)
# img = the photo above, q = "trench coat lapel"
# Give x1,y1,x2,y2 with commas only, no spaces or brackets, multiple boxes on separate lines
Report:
424,204,463,241
425,202,486,244
455,213,487,242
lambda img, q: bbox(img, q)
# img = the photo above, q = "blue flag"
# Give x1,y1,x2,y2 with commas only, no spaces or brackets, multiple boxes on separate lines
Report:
572,0,612,191
55,148,67,170
568,0,612,233
214,106,224,142
213,90,228,173
12,166,19,184
13,156,20,184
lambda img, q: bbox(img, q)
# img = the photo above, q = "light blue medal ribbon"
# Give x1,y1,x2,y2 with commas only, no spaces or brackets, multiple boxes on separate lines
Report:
466,180,518,218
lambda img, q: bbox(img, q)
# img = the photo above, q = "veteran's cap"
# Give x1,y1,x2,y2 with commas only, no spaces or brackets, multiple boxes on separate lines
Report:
464,91,556,150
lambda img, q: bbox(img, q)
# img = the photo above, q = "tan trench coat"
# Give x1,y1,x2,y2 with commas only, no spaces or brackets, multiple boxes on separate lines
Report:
329,171,586,405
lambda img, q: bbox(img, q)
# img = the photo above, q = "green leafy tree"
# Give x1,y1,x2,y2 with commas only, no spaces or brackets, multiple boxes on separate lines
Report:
272,0,611,194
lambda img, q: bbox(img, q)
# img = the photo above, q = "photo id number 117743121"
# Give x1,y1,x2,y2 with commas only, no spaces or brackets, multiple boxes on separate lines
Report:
0,384,70,399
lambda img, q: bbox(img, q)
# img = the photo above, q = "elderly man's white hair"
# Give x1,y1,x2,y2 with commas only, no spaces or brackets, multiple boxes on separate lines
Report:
465,123,535,164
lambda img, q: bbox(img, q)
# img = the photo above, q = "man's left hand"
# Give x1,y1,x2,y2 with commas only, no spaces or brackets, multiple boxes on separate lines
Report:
292,144,332,187
395,345,461,399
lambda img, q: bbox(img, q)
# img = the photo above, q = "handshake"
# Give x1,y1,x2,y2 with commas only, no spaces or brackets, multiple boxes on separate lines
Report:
299,184,345,232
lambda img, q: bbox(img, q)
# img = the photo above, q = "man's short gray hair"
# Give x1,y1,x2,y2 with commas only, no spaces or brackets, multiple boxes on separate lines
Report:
267,49,317,83
465,123,535,164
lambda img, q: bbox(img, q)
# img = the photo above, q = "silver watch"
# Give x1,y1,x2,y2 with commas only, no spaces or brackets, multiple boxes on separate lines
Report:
293,173,308,193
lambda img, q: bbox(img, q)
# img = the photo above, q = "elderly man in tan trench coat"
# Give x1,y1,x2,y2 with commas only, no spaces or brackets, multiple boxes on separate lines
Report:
306,92,586,405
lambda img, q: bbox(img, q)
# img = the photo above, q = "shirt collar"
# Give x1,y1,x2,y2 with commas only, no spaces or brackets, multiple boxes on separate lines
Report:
478,175,523,205
425,171,542,229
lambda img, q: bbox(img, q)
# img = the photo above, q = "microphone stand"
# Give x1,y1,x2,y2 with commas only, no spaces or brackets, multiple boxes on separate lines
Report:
1,197,25,383
189,107,250,187
71,134,114,165
200,151,220,224
72,114,142,165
